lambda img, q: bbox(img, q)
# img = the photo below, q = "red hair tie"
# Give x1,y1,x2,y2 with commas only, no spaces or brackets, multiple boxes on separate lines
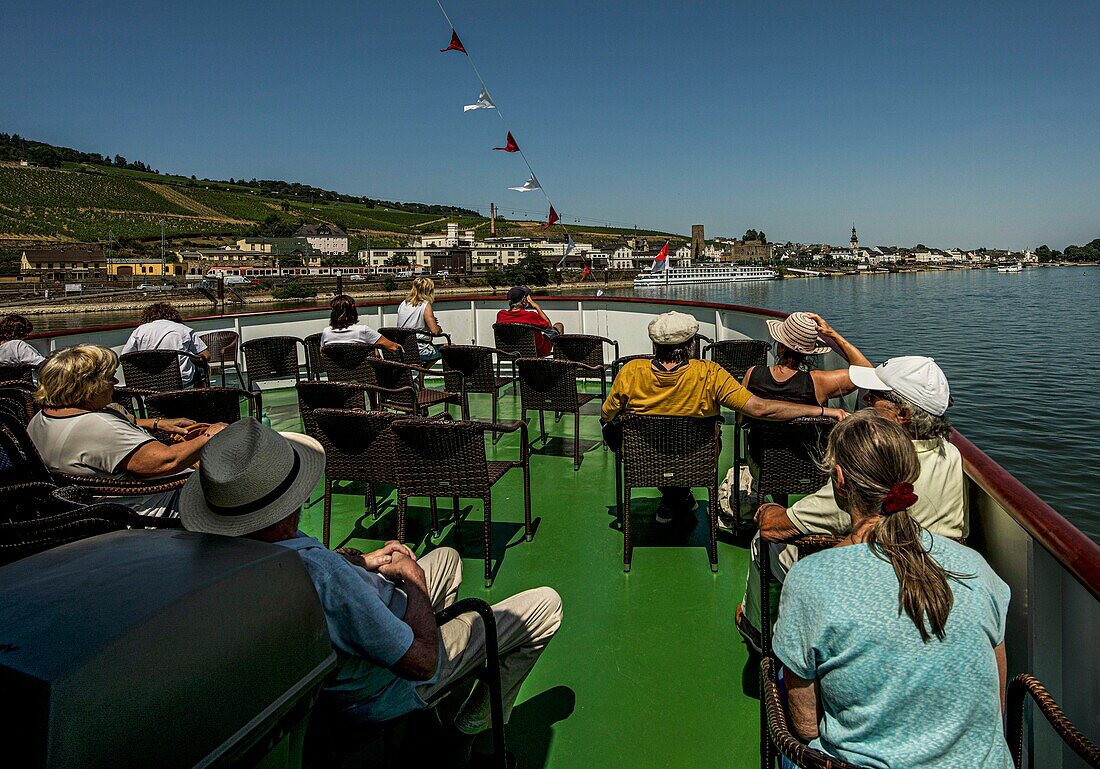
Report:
882,482,918,514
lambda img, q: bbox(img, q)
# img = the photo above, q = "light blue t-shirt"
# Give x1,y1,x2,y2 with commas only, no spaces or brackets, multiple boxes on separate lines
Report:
275,533,437,723
774,532,1013,769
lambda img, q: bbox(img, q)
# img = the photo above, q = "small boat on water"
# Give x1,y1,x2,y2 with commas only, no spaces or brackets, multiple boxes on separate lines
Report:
634,263,778,287
997,261,1023,272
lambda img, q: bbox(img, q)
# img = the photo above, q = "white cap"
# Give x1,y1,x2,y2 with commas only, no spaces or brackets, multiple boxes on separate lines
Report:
648,311,699,345
849,356,951,416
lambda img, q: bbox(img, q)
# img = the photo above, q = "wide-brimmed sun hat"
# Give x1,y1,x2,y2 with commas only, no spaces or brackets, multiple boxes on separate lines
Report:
765,312,832,355
180,419,325,537
849,356,951,416
648,311,699,345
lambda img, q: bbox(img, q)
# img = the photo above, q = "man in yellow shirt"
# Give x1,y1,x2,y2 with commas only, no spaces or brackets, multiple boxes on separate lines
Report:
602,311,847,522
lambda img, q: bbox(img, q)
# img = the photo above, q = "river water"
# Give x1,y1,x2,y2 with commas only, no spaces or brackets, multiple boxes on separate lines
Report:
25,267,1100,541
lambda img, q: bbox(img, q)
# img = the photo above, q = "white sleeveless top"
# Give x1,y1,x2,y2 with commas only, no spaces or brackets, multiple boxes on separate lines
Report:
396,301,435,355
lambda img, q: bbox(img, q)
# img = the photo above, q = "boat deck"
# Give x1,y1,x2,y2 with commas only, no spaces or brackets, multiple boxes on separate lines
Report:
262,381,761,769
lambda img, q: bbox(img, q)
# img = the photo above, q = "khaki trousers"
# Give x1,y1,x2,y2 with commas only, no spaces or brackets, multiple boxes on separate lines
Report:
415,547,563,733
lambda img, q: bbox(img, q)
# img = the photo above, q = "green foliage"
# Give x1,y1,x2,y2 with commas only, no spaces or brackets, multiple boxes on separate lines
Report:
503,251,549,287
384,254,410,267
271,282,316,300
1061,239,1100,263
322,253,360,267
743,229,766,243
382,276,397,292
249,213,301,238
483,267,506,289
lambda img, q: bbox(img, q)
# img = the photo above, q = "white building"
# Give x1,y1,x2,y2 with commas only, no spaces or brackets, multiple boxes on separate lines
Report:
294,223,349,255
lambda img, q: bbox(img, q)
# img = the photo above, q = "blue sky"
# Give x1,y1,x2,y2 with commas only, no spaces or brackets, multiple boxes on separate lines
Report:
2,1,1097,249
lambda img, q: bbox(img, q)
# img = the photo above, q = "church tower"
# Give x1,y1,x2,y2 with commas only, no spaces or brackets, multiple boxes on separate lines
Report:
850,224,859,253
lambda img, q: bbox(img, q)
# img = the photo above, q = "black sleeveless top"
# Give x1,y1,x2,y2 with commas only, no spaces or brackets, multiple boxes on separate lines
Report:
746,366,817,405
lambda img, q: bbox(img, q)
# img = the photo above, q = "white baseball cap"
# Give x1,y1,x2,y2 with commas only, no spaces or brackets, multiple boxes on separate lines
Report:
849,356,951,416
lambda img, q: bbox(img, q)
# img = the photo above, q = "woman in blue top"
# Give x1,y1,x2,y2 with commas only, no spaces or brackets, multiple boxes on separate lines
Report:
773,410,1012,769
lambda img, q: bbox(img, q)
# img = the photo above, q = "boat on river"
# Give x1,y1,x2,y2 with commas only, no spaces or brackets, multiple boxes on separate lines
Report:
997,261,1023,273
634,264,778,287
2,295,1097,768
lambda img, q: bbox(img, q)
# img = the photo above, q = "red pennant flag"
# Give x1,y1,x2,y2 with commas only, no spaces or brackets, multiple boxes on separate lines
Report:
581,258,592,279
493,132,520,153
654,241,669,262
440,30,466,54
545,205,559,228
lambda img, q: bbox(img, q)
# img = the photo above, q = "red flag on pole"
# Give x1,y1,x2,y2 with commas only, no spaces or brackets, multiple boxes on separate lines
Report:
545,205,559,228
440,30,466,54
581,257,592,279
493,132,520,153
651,241,669,273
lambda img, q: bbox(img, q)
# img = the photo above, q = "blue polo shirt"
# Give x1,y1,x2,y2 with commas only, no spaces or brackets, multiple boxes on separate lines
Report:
275,533,435,723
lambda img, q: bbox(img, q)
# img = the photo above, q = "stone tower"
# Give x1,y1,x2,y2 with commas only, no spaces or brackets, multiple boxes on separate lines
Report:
691,224,705,262
850,224,859,252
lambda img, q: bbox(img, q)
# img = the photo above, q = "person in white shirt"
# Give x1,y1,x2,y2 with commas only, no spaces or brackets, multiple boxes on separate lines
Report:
0,314,46,367
396,277,445,363
121,303,209,387
321,294,400,352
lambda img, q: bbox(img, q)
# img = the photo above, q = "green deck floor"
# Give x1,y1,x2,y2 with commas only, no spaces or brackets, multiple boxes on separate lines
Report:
261,383,761,769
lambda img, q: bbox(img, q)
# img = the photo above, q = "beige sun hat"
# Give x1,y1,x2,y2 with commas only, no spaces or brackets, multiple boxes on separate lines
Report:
648,311,699,345
765,312,832,355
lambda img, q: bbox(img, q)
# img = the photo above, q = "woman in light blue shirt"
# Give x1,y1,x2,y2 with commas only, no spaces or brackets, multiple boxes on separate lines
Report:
773,410,1012,769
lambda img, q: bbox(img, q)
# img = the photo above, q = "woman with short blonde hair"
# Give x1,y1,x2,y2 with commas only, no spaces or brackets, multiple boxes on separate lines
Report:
27,344,228,517
397,277,445,363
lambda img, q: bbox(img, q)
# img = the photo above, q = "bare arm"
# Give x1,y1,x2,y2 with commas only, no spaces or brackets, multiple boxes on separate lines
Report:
739,394,846,422
995,642,1007,712
423,304,443,335
526,297,552,325
806,313,872,402
785,668,822,741
376,335,402,352
120,423,228,477
756,503,802,542
380,553,439,681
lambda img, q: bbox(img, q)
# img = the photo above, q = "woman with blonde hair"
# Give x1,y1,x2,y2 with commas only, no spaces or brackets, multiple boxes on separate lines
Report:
26,344,228,517
773,410,1012,768
397,277,445,363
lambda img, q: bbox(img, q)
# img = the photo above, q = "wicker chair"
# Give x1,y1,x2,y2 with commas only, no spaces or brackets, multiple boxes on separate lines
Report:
197,329,245,388
379,326,452,368
320,342,382,385
440,345,512,427
760,655,860,769
0,410,54,490
309,408,402,548
241,336,308,390
142,387,261,426
615,413,723,572
295,381,367,437
493,322,545,391
391,418,531,588
303,332,325,381
0,363,36,383
552,333,619,399
120,349,208,392
362,357,462,417
515,358,603,471
611,353,654,380
0,384,38,426
0,500,142,567
1007,673,1100,768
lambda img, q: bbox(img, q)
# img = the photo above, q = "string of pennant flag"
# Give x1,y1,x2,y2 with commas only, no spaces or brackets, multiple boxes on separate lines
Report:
435,0,595,277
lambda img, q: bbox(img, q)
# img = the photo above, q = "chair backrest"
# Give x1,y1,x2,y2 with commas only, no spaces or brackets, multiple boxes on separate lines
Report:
690,333,713,360
752,416,836,500
553,334,615,369
120,350,185,392
241,336,303,387
1006,673,1100,769
379,327,422,366
619,413,721,488
441,345,499,393
707,339,771,381
611,353,654,380
0,410,53,489
311,408,400,484
362,357,419,410
0,363,35,383
391,418,491,496
320,343,380,385
296,382,367,437
516,358,582,412
303,333,325,380
198,330,239,366
0,386,38,426
0,502,135,567
143,388,255,425
493,323,541,359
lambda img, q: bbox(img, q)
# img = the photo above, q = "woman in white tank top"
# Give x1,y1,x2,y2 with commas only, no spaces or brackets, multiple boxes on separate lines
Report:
396,278,444,362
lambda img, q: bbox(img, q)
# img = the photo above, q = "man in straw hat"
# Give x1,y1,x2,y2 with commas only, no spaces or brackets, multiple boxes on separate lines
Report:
736,355,965,651
602,311,848,523
180,420,562,764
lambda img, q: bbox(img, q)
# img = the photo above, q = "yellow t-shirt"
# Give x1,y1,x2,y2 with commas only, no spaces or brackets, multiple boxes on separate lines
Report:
601,358,752,421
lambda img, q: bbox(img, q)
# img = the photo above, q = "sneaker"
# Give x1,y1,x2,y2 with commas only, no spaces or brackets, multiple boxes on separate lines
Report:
656,493,697,523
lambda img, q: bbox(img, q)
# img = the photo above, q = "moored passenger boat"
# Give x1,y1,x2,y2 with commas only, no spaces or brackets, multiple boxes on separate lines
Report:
634,264,778,287
2,295,1097,769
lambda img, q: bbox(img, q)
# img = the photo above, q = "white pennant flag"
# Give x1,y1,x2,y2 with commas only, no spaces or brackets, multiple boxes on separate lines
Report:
557,234,576,268
463,88,496,112
508,175,541,193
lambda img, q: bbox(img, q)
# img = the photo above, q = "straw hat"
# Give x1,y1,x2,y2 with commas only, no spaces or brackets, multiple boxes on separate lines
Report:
180,419,325,537
765,312,831,355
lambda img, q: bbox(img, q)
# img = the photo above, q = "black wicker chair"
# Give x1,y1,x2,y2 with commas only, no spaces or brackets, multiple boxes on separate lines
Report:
552,333,619,399
198,329,245,388
391,417,531,588
362,357,462,417
379,326,452,368
492,322,546,391
615,413,722,572
142,387,261,426
121,349,209,392
1007,673,1100,769
241,335,308,390
0,384,38,426
295,381,367,438
441,345,512,427
0,500,148,567
0,363,36,383
320,342,382,385
303,332,325,381
515,358,602,471
610,353,654,380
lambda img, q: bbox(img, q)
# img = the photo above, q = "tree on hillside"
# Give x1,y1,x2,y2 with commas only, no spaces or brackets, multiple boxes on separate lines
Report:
114,155,127,167
743,229,766,243
384,254,411,267
504,250,549,287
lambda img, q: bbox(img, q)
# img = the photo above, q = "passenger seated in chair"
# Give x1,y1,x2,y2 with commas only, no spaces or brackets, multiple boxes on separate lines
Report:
121,302,210,387
180,420,563,767
601,311,847,523
736,356,965,648
496,286,563,356
0,314,45,367
321,294,401,353
27,344,227,516
397,277,445,363
773,410,1011,768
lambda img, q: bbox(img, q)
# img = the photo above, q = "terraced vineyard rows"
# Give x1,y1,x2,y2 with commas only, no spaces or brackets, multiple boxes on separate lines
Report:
0,166,192,214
